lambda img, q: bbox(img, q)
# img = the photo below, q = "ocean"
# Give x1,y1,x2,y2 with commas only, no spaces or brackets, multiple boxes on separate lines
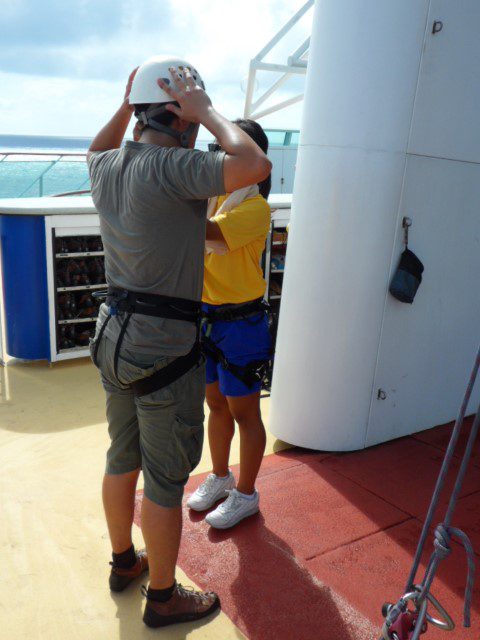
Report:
0,134,211,199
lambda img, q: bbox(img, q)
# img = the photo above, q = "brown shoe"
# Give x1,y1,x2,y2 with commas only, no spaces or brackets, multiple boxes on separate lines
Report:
109,549,148,592
142,583,221,628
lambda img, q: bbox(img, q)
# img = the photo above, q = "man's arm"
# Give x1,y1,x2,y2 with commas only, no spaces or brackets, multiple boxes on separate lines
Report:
158,68,272,193
201,109,272,193
87,68,138,160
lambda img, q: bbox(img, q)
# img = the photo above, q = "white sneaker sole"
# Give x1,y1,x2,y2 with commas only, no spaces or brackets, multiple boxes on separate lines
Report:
206,504,260,530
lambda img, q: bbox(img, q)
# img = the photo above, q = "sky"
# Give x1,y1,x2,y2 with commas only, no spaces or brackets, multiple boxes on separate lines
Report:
0,0,313,139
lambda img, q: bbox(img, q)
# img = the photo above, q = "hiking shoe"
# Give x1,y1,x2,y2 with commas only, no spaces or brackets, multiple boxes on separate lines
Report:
205,488,259,529
142,583,220,628
109,549,148,592
187,471,236,512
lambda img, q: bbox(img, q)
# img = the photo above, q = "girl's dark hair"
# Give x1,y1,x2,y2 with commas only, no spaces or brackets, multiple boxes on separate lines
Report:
233,118,271,200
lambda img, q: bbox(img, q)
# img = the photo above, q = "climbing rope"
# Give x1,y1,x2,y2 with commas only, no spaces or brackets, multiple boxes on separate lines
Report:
380,344,480,640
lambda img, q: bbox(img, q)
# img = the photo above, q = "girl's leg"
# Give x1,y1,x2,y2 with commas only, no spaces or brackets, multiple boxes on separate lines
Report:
226,392,266,495
206,381,235,477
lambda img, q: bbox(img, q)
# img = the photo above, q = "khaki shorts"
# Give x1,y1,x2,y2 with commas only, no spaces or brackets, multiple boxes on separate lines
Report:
90,334,205,508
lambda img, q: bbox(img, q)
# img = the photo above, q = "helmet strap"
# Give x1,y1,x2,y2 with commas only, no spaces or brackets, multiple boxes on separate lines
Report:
139,106,196,149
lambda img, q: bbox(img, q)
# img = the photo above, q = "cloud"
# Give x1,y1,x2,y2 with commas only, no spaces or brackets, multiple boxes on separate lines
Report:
0,0,310,80
0,0,125,46
0,0,312,135
0,0,172,78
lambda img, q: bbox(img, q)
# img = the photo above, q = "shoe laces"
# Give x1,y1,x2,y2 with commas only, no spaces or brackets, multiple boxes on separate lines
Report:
217,489,241,514
176,583,213,605
141,583,212,605
197,473,221,496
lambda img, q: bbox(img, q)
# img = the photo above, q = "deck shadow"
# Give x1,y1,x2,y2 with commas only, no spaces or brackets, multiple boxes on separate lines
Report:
132,418,480,639
134,494,377,640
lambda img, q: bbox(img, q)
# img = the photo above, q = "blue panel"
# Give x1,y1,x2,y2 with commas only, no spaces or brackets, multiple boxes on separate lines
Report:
0,215,50,360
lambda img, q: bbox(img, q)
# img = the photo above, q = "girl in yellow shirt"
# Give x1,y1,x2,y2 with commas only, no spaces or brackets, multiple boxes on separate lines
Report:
187,120,272,529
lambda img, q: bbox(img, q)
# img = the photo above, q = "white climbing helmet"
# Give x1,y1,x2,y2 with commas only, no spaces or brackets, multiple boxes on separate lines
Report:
129,55,205,105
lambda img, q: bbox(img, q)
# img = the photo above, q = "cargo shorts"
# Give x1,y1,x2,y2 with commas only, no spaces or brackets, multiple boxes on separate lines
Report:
90,334,205,508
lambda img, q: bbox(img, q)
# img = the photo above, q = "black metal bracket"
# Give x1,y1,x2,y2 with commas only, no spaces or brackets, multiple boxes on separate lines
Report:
402,217,412,247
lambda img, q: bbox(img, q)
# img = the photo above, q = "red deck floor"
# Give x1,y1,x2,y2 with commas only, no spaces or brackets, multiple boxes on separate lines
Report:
134,417,480,640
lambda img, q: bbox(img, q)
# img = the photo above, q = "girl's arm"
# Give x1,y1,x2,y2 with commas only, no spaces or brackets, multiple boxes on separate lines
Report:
205,219,228,254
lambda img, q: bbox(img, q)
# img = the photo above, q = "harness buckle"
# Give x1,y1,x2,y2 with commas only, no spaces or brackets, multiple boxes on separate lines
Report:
107,289,129,317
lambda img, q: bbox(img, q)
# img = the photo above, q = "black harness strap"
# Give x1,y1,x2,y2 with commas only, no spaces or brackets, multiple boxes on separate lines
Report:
202,297,267,323
113,312,132,382
92,287,202,397
106,287,200,323
130,343,203,397
202,336,270,389
201,298,272,389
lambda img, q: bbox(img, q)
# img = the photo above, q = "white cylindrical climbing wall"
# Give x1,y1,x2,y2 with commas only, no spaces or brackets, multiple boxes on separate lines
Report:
270,0,480,450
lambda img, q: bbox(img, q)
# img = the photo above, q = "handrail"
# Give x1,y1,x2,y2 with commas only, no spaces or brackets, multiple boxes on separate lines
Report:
52,190,91,197
0,151,87,158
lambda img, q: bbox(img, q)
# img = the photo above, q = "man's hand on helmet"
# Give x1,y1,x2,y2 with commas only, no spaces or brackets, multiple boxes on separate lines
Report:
157,67,212,123
123,67,139,111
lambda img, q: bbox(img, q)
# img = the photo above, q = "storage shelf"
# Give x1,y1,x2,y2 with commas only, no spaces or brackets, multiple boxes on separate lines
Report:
271,269,284,274
272,241,287,246
58,346,90,354
55,251,104,258
58,317,98,325
57,284,106,292
270,295,282,300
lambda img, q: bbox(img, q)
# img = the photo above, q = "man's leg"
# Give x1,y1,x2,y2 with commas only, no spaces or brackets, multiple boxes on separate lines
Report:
140,496,182,589
136,361,205,589
91,333,147,591
102,381,143,554
103,468,140,553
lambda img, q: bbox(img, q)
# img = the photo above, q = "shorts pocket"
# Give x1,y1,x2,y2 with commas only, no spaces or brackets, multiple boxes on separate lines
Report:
116,354,170,387
164,416,204,482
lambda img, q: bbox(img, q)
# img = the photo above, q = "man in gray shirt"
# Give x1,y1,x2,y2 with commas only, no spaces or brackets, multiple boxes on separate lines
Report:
87,56,271,628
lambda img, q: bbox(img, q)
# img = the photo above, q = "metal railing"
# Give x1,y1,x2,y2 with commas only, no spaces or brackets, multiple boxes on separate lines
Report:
0,151,90,198
244,0,313,120
0,134,298,199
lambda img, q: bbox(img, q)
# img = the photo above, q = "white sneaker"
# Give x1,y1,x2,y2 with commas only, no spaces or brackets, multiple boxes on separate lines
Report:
205,488,259,529
187,471,236,512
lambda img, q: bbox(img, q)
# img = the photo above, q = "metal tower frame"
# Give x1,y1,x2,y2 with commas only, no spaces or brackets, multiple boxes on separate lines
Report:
243,0,314,120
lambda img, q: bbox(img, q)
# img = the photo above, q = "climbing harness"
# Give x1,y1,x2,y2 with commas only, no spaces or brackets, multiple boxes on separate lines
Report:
201,298,274,392
380,344,480,639
92,287,202,397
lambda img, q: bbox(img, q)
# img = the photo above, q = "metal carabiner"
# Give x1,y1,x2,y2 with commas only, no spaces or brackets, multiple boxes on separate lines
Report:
419,588,455,632
408,587,454,640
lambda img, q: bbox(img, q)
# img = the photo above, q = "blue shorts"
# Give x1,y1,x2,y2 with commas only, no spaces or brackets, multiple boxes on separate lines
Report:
202,302,272,397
